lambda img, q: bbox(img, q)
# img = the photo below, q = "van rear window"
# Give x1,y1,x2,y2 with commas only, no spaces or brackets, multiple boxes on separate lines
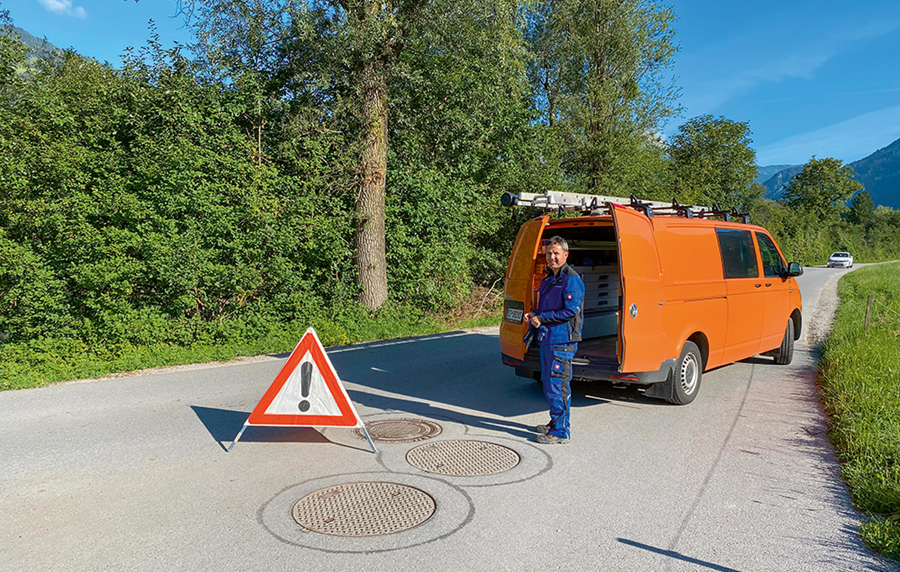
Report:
716,229,759,279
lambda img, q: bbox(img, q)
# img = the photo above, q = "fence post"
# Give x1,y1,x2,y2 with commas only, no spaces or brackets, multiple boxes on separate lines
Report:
864,294,873,332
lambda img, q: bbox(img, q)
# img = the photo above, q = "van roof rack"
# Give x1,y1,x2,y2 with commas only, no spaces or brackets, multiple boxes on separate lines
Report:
500,191,750,223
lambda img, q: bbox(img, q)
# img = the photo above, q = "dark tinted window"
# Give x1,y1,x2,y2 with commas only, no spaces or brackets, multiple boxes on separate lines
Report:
716,229,759,279
756,233,786,278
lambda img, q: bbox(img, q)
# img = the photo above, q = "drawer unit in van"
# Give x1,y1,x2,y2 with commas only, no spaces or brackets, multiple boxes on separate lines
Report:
582,310,619,338
573,265,620,313
583,295,619,311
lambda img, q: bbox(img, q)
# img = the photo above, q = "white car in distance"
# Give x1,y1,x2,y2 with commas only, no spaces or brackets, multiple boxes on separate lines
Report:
827,252,854,268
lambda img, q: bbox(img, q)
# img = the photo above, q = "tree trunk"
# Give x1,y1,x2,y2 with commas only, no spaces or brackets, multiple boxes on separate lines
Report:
356,58,389,310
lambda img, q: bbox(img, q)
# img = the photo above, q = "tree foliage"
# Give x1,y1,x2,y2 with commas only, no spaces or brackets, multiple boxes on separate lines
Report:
668,115,759,209
781,157,862,223
524,0,680,194
2,4,900,357
847,190,875,227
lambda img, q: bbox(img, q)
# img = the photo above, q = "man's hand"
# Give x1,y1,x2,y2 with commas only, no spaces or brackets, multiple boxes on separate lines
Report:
524,312,542,327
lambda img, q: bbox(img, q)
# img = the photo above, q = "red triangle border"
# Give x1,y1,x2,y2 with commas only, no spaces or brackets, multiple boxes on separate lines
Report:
246,331,360,427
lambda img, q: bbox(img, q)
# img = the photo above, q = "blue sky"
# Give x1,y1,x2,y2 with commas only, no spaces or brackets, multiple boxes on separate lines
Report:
6,0,900,167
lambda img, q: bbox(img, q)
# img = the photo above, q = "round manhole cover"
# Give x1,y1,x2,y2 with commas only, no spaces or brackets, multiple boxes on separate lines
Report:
291,481,436,537
406,439,521,476
351,418,443,443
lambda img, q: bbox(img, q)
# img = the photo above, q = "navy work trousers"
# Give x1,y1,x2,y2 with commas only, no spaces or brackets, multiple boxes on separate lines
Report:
540,338,576,439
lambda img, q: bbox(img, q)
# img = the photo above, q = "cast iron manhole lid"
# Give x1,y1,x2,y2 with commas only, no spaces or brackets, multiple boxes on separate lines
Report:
291,481,436,537
406,439,521,476
351,418,443,443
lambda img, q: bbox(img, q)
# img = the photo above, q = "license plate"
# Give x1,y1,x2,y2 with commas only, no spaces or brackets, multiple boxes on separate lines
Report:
505,307,524,323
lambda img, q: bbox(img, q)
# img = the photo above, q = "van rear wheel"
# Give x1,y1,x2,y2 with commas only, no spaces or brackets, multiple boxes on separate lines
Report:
774,319,794,365
668,341,702,405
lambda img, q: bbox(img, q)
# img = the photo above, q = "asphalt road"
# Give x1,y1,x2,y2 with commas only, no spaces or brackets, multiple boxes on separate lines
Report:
1,266,895,572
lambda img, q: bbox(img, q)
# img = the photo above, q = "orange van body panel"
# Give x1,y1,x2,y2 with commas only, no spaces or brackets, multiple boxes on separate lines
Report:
610,205,667,372
499,215,549,361
654,221,728,369
499,208,802,379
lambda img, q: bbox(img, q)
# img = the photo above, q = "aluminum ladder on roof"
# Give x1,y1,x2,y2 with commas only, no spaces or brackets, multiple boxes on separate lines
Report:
499,190,748,221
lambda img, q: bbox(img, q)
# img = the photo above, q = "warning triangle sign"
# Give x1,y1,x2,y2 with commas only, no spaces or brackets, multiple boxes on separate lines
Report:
246,328,362,428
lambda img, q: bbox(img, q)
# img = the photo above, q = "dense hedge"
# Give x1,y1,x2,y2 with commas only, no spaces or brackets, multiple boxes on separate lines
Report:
2,27,899,364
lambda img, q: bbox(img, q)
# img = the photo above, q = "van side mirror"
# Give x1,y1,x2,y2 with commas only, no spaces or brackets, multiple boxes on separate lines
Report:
786,262,803,277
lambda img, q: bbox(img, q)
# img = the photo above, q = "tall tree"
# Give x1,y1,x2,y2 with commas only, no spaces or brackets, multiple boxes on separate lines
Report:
781,157,862,223
159,0,428,310
525,0,679,193
668,115,759,209
325,0,430,310
847,189,875,227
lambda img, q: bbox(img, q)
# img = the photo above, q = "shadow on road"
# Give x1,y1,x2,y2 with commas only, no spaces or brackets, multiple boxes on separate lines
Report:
617,538,741,572
190,405,331,451
345,388,538,439
191,331,674,448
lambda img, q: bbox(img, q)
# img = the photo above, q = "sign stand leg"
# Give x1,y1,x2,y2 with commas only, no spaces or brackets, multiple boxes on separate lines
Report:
360,425,378,454
227,423,248,453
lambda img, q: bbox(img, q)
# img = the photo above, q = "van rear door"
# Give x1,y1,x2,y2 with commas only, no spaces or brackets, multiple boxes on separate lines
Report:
499,215,550,360
610,205,666,373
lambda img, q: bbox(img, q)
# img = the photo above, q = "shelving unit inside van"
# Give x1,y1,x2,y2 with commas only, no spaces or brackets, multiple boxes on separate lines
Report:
533,227,620,367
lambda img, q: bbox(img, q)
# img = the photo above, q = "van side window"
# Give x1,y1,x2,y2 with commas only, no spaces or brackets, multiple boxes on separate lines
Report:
756,233,786,278
716,229,759,279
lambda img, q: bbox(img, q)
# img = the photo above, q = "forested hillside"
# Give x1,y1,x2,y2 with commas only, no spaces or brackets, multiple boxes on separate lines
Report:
2,2,900,386
849,138,900,208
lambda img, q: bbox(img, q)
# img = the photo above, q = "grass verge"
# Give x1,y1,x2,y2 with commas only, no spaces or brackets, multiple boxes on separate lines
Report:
0,303,501,391
819,262,900,561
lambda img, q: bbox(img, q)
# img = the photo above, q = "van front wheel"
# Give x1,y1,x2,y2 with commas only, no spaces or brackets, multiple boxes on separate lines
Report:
668,341,702,405
774,319,794,365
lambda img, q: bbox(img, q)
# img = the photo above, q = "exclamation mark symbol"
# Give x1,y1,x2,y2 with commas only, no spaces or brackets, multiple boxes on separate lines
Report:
299,362,312,412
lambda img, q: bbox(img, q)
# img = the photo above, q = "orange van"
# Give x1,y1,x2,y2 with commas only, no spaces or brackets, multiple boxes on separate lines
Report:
499,193,803,404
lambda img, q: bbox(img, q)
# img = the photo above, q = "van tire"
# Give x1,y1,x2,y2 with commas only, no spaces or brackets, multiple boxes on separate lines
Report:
668,341,702,405
774,319,794,365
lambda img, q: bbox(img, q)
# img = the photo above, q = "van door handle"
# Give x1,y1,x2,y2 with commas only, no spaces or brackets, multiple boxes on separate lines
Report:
755,284,761,288
765,283,772,287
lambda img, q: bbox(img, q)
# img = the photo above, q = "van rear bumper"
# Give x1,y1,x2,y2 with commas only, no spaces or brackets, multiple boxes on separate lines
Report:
503,353,675,385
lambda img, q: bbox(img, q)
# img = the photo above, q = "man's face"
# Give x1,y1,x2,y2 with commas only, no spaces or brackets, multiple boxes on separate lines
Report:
545,243,568,272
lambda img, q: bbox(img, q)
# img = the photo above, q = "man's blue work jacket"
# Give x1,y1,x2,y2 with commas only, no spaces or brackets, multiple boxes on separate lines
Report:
536,263,585,345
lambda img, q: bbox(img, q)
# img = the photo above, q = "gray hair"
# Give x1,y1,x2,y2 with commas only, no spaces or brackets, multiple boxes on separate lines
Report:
547,235,569,252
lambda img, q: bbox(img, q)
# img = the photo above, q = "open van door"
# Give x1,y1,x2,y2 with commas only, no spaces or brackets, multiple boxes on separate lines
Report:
610,204,666,373
499,215,550,360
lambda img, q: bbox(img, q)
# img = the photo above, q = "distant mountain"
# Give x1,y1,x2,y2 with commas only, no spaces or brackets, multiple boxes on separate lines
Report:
761,165,804,199
0,26,61,56
849,138,900,209
756,164,795,185
758,138,900,208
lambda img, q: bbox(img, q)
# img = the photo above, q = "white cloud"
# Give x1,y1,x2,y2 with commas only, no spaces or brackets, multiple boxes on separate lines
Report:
37,0,87,19
755,104,900,165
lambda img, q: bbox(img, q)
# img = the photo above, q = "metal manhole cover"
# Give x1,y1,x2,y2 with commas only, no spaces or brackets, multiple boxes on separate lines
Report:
291,481,436,537
351,418,443,443
406,439,521,476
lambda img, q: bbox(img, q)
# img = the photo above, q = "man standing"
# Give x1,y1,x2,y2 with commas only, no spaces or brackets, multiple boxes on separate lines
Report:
524,236,585,445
